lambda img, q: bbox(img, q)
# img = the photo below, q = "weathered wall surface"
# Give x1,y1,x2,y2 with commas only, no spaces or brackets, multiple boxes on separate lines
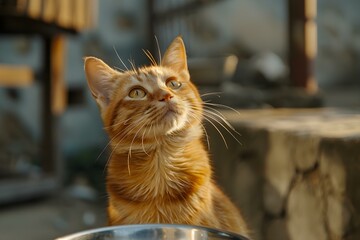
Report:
209,108,360,240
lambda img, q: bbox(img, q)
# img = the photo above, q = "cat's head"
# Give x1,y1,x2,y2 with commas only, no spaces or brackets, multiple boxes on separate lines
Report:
84,37,203,139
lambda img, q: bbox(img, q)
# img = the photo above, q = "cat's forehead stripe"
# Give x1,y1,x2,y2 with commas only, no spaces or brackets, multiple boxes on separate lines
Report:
141,72,150,80
141,67,164,78
136,71,161,82
147,69,159,77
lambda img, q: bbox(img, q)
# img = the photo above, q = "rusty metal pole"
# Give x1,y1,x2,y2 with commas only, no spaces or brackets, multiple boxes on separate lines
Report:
288,0,318,93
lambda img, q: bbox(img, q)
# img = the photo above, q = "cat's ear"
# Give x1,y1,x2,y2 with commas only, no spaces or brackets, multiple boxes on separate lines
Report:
162,36,188,75
84,57,118,108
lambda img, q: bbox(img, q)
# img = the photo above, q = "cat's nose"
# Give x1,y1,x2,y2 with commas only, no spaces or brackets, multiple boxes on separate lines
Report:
159,93,174,102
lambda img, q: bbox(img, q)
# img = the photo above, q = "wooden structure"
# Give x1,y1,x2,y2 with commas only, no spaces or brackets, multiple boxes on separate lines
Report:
0,0,97,203
288,0,317,92
0,0,96,31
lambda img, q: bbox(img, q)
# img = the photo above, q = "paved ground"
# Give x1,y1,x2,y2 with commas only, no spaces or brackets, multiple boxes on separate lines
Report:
0,195,107,240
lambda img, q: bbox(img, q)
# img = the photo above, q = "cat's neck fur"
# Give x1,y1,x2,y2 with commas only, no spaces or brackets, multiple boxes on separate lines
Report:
107,124,211,203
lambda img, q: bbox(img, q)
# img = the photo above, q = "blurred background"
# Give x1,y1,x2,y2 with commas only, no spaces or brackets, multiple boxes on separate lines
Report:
0,0,359,239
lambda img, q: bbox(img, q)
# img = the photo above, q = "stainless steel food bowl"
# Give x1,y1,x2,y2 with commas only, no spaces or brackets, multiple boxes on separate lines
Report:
56,224,249,240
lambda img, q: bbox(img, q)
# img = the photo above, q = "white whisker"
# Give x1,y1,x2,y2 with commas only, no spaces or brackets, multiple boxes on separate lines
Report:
101,117,145,171
141,124,150,156
189,102,241,147
203,112,241,145
203,102,241,116
188,110,210,150
104,115,136,130
104,121,139,171
203,105,227,120
202,115,228,149
152,123,159,145
128,58,137,72
154,35,162,65
127,119,152,175
204,109,239,134
97,129,123,170
113,66,125,72
142,49,157,66
200,92,223,98
113,45,129,71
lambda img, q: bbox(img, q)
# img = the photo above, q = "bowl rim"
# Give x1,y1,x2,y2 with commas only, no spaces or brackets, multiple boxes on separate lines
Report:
55,223,249,240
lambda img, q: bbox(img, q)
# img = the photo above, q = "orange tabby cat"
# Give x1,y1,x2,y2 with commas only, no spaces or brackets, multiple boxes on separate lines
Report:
84,37,249,236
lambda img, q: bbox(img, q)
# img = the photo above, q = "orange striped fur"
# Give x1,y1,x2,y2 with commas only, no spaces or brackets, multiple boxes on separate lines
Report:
84,37,249,236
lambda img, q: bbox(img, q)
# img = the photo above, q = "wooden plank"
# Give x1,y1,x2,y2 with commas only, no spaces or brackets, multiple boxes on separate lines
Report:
0,64,34,87
57,0,72,28
27,0,42,19
16,0,29,13
0,15,77,35
51,35,67,115
85,0,98,29
74,0,86,30
42,0,56,23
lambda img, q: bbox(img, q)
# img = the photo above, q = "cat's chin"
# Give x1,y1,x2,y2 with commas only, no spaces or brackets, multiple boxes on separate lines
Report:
162,109,178,121
156,109,188,135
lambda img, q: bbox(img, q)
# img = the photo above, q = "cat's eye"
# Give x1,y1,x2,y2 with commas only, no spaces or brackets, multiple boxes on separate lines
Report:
129,88,146,99
166,78,182,90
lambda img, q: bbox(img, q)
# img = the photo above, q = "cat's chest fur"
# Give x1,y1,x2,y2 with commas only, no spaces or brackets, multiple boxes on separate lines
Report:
107,137,211,201
108,183,213,225
107,138,213,224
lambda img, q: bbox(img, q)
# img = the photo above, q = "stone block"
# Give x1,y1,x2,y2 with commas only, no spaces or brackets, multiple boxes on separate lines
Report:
208,125,266,240
326,194,351,240
213,108,360,240
291,134,320,171
320,138,360,239
265,131,295,214
265,218,290,240
287,173,327,240
263,181,284,216
233,161,263,240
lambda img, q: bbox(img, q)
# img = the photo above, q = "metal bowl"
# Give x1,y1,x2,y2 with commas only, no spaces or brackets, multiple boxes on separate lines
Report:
56,224,249,240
